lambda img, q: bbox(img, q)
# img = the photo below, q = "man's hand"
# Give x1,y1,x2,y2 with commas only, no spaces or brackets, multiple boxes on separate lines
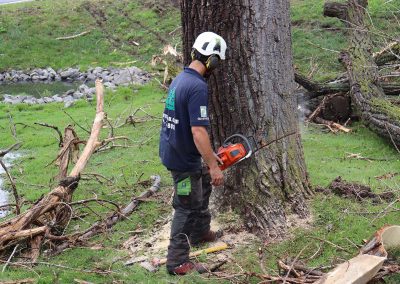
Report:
209,165,224,186
192,126,225,186
214,152,223,166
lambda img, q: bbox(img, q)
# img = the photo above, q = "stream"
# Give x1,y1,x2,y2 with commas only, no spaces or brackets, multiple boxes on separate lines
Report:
0,81,85,98
0,152,20,218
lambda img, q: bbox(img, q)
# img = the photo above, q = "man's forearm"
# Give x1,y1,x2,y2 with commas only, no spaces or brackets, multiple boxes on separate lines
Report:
192,126,218,169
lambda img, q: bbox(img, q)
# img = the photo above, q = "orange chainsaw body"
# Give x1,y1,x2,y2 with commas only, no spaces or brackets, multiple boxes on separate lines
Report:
217,143,248,171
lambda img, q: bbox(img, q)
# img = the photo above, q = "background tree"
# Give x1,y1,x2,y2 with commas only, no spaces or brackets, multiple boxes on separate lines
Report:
181,0,313,237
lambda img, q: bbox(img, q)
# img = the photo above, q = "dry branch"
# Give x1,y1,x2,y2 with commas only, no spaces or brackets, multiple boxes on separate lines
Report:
0,143,22,158
50,175,161,255
56,30,92,40
0,160,20,215
34,122,63,147
0,79,105,259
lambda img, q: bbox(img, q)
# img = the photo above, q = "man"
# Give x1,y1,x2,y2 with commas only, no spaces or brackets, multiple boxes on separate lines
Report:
159,31,227,275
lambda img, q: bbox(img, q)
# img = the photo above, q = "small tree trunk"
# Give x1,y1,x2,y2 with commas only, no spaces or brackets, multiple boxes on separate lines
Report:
182,0,312,237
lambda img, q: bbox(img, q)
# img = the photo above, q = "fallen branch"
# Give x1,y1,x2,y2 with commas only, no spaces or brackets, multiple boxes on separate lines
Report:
34,122,63,147
0,79,105,259
50,175,161,255
0,143,22,158
56,30,92,40
0,159,20,215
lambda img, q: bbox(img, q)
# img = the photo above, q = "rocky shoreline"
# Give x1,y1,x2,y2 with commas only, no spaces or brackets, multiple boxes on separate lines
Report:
0,66,151,106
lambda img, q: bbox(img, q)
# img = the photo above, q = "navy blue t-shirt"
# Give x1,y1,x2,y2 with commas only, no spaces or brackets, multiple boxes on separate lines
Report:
159,67,209,171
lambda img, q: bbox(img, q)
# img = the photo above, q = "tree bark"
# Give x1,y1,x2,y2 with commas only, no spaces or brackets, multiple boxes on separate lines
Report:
182,1,312,238
324,0,400,146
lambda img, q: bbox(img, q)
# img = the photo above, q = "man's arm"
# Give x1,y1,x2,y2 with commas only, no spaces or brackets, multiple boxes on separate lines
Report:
191,126,224,186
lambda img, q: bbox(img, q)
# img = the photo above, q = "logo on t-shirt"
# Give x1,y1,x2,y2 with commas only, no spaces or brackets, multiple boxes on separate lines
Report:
200,106,207,118
166,87,176,111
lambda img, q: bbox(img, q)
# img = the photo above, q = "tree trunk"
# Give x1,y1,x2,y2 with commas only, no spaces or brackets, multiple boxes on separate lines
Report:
181,1,312,237
324,0,400,146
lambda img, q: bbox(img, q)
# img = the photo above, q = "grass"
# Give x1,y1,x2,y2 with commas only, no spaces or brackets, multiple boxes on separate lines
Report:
291,0,400,80
1,0,400,283
0,0,180,71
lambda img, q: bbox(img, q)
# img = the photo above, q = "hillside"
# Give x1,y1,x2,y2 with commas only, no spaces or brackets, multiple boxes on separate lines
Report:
0,0,400,283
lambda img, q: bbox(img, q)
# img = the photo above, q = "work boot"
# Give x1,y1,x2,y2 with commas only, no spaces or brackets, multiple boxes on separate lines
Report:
169,261,208,275
191,229,223,246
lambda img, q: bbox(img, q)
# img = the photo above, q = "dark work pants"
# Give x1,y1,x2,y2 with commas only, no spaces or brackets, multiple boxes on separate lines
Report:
166,167,212,272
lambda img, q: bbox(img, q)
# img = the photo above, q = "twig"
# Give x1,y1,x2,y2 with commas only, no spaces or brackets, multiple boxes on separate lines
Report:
2,244,19,273
385,123,400,154
69,198,121,213
63,110,91,134
0,159,20,215
309,236,352,254
34,122,63,147
0,260,112,275
282,244,310,284
0,143,22,158
370,198,400,223
8,113,17,140
56,30,92,40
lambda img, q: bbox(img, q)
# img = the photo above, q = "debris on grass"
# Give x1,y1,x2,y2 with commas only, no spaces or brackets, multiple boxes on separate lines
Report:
316,176,395,203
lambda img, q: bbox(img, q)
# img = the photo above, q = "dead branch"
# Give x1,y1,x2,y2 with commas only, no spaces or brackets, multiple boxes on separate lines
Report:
2,244,19,272
63,110,91,134
8,113,17,141
55,126,80,181
81,173,114,185
50,175,161,255
34,122,63,147
0,159,20,215
56,30,92,40
0,143,22,158
0,79,105,259
314,117,351,133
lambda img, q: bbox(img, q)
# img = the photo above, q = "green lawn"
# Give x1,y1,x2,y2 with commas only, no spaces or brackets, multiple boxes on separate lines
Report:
1,0,400,283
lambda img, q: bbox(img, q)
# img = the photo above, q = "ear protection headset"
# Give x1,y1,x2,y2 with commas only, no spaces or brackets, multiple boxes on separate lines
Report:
191,49,220,71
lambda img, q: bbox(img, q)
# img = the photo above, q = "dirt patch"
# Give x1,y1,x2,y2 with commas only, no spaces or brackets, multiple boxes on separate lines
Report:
316,176,395,203
123,211,259,266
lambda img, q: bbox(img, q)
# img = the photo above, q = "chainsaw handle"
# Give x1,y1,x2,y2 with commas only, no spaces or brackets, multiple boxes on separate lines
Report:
222,134,253,160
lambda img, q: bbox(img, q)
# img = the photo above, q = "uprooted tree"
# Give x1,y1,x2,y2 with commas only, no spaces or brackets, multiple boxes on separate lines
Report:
296,0,400,146
182,0,313,238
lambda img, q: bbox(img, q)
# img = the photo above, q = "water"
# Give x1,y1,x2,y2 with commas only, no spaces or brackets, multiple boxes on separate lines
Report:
0,152,20,218
0,81,87,98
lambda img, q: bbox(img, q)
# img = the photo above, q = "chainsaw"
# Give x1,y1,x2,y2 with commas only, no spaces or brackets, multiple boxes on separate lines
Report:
217,132,297,170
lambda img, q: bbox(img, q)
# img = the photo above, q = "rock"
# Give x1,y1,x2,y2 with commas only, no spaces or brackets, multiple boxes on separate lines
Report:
86,87,96,95
64,89,75,97
52,95,63,103
36,98,44,104
24,97,37,105
104,82,116,89
87,73,97,81
78,84,90,93
63,95,74,103
43,97,54,103
60,68,80,79
73,92,84,99
64,100,75,108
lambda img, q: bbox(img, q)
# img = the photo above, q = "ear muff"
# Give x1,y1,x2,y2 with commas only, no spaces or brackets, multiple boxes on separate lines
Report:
205,55,219,71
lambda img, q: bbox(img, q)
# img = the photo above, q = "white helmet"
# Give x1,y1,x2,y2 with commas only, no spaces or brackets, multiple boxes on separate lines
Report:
192,32,227,60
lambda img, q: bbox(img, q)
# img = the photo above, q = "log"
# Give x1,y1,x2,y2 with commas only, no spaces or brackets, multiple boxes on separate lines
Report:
0,80,105,258
295,72,400,99
324,0,400,147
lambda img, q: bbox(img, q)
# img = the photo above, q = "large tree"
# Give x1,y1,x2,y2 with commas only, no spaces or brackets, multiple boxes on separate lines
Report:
181,0,313,237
